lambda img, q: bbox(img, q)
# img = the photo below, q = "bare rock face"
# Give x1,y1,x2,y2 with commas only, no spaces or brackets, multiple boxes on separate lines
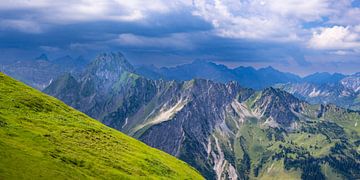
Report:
341,73,360,93
252,87,305,128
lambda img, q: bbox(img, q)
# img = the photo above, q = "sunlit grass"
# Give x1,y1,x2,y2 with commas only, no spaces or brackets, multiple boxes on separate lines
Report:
0,73,203,179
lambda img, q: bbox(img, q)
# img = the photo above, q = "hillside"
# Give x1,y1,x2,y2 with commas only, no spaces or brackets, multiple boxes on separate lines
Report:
0,73,203,179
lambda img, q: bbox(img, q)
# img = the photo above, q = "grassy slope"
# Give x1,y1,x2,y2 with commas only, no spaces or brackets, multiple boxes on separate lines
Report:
0,73,203,179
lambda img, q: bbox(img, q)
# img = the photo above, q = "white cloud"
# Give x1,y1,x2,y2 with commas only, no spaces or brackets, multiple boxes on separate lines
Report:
0,0,190,25
190,0,358,41
114,33,194,50
308,26,360,50
267,0,336,21
1,0,360,51
191,0,345,41
0,0,192,33
330,50,351,55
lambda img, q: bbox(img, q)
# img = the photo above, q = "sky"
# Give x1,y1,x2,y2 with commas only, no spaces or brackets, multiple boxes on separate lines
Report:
1,0,360,76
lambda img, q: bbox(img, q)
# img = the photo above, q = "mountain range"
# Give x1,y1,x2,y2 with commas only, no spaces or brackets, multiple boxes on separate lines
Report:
2,53,360,112
44,52,360,179
135,60,301,90
277,73,360,111
0,54,88,90
136,61,360,111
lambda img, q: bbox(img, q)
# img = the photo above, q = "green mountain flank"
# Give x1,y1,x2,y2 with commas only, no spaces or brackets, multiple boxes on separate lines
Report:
0,73,203,179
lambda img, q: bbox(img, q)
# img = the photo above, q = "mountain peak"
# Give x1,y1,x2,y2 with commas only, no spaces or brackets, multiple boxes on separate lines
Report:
262,87,300,102
35,53,49,61
303,72,346,84
253,87,304,128
260,66,278,72
86,52,134,74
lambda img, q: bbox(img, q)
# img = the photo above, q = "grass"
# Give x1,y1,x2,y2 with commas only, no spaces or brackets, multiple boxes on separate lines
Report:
287,133,333,158
0,73,203,179
257,160,301,180
321,163,344,180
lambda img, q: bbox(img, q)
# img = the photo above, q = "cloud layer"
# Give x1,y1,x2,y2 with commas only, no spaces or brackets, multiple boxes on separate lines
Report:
0,0,360,75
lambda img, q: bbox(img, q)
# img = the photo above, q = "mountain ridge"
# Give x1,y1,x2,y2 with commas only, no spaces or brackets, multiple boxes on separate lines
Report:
135,60,302,90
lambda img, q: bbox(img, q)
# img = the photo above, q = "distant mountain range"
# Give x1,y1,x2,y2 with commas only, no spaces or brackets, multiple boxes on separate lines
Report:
136,61,360,111
0,54,88,90
276,73,360,111
135,60,301,90
44,52,360,179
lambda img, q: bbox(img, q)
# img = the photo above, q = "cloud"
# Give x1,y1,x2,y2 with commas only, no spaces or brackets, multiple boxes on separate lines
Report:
329,7,360,25
1,0,360,75
0,19,43,33
69,42,107,51
113,33,194,50
0,0,189,24
1,0,357,42
191,0,346,41
308,25,360,50
40,46,61,52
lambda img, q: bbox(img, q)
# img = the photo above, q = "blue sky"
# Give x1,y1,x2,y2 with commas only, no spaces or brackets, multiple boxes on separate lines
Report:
1,0,360,75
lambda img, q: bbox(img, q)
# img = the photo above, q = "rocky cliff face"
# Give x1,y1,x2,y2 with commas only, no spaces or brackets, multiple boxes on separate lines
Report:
341,73,360,93
45,52,360,180
251,87,305,129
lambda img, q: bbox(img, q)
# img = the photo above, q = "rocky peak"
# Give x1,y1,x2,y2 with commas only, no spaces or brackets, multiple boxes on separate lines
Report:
253,87,304,128
260,66,276,72
341,73,360,93
80,52,134,89
183,79,241,98
85,52,134,75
